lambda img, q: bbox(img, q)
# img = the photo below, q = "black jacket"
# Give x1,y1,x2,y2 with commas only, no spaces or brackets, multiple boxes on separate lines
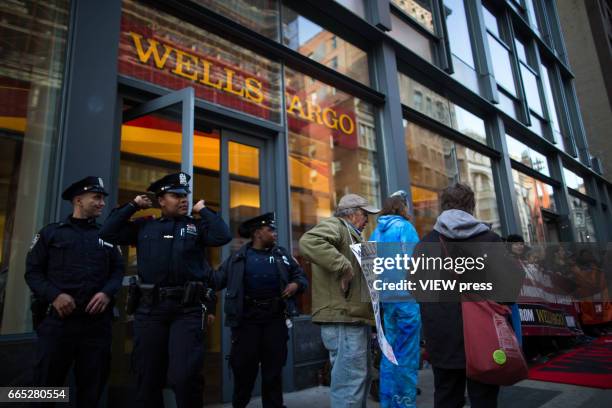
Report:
25,216,124,308
213,244,309,327
415,228,503,369
99,203,231,285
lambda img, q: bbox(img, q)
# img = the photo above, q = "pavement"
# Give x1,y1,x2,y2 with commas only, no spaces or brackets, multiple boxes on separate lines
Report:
206,367,612,408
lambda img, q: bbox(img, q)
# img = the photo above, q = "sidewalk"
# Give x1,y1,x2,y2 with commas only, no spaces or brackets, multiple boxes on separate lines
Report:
208,367,612,408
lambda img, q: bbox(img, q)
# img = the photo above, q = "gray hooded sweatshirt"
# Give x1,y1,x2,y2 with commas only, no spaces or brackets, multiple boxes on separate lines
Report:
433,209,490,239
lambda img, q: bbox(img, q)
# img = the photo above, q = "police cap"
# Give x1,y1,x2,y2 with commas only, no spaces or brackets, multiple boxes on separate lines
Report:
61,176,108,201
238,212,276,238
148,172,191,196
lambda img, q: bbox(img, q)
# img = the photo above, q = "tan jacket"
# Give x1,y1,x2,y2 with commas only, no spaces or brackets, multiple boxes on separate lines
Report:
299,217,374,325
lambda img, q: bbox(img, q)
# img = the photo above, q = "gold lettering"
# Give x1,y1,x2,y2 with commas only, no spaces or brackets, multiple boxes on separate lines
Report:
322,108,339,129
129,32,173,69
223,68,245,97
172,49,198,80
306,101,323,124
287,95,307,119
199,59,222,89
245,77,264,104
339,114,355,135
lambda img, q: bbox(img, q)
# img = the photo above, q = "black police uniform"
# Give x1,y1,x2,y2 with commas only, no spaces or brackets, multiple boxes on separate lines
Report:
213,213,308,408
25,176,123,408
99,172,231,408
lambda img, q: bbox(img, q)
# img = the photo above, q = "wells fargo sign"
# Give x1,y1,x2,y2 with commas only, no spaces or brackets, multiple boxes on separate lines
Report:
122,31,357,139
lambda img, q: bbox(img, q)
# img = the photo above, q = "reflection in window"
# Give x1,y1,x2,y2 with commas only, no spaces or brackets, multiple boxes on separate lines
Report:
516,38,544,118
285,67,381,313
506,135,550,176
443,0,480,92
482,6,500,37
405,122,501,236
444,0,474,68
524,0,541,36
282,6,370,86
541,64,565,151
0,0,70,334
391,0,435,33
512,169,556,244
120,0,282,122
569,197,596,243
452,104,487,144
498,91,518,119
334,0,366,18
191,0,279,40
399,73,487,144
564,168,586,194
487,35,517,95
388,13,434,63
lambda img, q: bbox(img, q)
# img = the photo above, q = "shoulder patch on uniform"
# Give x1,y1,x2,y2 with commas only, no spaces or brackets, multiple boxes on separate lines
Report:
282,255,290,266
29,234,40,251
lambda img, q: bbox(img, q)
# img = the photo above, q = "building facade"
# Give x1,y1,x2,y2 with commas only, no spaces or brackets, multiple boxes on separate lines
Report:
556,0,612,182
0,0,611,405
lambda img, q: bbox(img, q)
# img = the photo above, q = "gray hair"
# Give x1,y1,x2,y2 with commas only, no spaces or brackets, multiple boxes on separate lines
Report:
334,207,360,218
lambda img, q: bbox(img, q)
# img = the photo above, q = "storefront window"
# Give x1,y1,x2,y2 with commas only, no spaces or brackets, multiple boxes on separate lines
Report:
191,0,279,40
452,104,487,144
119,0,282,122
399,73,487,144
506,135,550,176
0,0,70,334
405,121,501,237
569,196,596,243
512,169,556,244
564,168,586,194
282,5,370,86
285,67,381,313
391,0,435,33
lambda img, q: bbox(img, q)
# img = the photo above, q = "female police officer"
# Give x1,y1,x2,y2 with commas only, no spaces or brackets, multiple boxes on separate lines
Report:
99,172,231,408
213,212,308,408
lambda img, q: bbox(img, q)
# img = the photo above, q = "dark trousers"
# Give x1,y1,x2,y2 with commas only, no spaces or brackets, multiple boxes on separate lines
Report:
230,318,288,408
34,312,111,408
132,299,204,408
432,367,499,408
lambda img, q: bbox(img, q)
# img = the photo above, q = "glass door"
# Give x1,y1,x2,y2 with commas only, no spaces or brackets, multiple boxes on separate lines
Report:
108,88,274,405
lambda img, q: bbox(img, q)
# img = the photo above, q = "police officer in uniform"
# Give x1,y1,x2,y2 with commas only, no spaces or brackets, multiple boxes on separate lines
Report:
25,176,123,407
99,172,231,408
214,212,308,408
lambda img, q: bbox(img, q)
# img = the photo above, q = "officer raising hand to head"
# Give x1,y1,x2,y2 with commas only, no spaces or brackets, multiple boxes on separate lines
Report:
25,176,123,408
99,172,231,408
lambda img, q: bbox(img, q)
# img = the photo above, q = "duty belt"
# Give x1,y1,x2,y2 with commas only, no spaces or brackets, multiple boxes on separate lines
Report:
244,296,281,308
158,286,184,300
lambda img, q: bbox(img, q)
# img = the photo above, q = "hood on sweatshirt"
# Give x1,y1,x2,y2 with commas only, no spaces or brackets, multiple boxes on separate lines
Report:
433,209,490,239
375,215,406,233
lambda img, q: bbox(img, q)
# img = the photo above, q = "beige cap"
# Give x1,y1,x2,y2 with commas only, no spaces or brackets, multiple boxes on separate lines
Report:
337,193,380,214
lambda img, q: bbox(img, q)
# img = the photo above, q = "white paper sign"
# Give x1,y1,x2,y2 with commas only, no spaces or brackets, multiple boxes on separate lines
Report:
350,242,398,365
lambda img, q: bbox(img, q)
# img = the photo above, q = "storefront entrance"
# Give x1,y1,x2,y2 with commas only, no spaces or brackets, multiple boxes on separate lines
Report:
107,87,275,405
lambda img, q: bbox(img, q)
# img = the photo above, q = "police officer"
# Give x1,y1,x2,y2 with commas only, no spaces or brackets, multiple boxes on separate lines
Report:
25,176,123,407
214,212,308,408
99,172,231,408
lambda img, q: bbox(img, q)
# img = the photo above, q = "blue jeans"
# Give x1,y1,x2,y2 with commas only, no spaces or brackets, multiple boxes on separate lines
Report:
320,324,372,408
379,302,421,408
